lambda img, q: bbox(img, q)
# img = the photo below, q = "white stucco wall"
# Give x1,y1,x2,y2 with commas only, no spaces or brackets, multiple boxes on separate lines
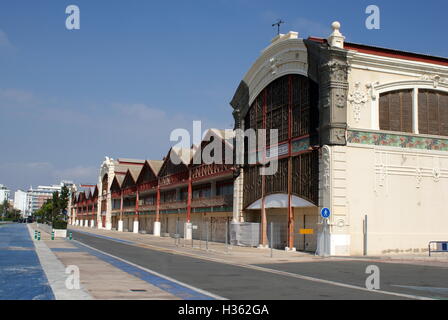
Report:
345,144,448,255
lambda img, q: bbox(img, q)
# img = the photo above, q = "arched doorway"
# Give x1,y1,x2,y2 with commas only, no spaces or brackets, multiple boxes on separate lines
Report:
245,194,318,251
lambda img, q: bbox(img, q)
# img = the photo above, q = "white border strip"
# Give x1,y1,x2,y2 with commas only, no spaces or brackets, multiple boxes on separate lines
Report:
27,225,92,300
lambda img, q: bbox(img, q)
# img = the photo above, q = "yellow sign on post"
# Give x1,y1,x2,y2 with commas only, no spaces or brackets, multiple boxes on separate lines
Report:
299,229,314,235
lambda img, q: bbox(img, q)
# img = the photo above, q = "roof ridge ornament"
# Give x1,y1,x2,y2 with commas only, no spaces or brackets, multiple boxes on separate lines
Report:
328,21,345,49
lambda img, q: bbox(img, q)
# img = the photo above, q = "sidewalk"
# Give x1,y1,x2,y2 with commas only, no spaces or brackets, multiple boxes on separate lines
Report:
69,225,448,267
0,224,54,300
32,223,218,300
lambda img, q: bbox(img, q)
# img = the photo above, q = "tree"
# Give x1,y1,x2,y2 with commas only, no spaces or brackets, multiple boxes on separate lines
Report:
1,200,21,221
1,200,5,219
59,186,70,220
31,187,69,229
1,200,9,219
34,199,52,224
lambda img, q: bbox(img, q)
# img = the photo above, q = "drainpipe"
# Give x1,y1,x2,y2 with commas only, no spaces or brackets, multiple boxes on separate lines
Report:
363,215,368,256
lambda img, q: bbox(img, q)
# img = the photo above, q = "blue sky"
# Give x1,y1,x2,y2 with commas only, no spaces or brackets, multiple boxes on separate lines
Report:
0,0,447,192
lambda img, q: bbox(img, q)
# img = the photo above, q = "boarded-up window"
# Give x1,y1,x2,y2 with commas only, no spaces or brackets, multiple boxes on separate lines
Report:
379,90,413,133
418,90,448,136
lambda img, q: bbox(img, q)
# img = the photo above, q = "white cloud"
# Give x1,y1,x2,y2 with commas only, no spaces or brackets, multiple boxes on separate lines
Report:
0,29,15,51
115,103,167,121
0,87,225,191
53,166,99,184
0,88,35,105
0,162,99,191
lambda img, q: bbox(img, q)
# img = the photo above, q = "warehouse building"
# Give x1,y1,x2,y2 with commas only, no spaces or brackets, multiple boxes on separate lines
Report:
70,21,448,256
230,22,448,255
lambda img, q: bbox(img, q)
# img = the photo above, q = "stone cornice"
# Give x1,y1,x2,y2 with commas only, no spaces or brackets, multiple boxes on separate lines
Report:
347,51,448,78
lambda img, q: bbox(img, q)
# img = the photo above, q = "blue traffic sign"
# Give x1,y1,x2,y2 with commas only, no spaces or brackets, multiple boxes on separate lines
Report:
321,208,331,219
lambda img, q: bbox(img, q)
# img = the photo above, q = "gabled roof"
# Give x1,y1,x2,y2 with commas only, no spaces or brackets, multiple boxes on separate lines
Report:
121,168,140,189
76,184,97,202
136,160,162,185
158,147,192,178
110,175,125,193
114,163,141,175
91,185,99,198
191,129,235,165
85,188,92,200
77,191,86,203
102,158,145,180
117,158,146,164
171,147,193,166
148,160,164,175
128,167,141,181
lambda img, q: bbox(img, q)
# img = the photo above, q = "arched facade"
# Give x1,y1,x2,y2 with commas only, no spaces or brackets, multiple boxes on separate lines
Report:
233,24,448,256
231,32,330,251
242,74,319,210
68,22,448,257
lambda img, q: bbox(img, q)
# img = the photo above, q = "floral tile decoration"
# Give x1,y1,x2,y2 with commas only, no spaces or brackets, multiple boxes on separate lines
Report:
347,130,448,151
292,137,311,153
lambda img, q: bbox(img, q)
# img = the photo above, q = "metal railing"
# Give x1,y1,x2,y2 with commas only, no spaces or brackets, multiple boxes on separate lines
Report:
170,218,233,254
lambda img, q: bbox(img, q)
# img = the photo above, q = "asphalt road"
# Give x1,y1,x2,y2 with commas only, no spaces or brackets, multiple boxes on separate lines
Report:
257,261,448,300
70,230,448,300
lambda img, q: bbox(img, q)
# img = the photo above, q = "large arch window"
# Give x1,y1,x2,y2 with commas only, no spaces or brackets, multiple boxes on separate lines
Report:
418,90,448,136
242,74,319,208
374,82,448,137
379,89,413,133
244,75,318,146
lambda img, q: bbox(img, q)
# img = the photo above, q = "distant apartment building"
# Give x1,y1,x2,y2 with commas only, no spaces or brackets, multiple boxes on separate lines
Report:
27,181,75,214
27,185,61,214
0,184,11,204
13,190,28,216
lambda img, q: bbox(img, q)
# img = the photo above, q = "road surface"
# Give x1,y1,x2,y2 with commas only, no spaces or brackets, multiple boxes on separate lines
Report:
69,229,448,300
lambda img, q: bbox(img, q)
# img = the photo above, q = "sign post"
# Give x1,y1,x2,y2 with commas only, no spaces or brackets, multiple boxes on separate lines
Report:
321,208,331,219
320,208,331,257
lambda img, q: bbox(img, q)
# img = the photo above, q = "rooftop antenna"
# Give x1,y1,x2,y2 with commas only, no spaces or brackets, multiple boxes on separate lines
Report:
272,19,285,35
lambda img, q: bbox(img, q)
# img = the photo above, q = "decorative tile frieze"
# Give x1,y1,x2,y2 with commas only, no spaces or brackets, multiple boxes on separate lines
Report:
292,137,311,153
348,130,448,152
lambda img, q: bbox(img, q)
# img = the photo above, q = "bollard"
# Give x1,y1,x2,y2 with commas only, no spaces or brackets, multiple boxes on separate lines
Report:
175,220,179,247
51,231,55,241
270,222,274,258
69,232,73,240
206,220,209,251
37,232,41,241
225,220,229,253
199,220,203,249
34,230,37,240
